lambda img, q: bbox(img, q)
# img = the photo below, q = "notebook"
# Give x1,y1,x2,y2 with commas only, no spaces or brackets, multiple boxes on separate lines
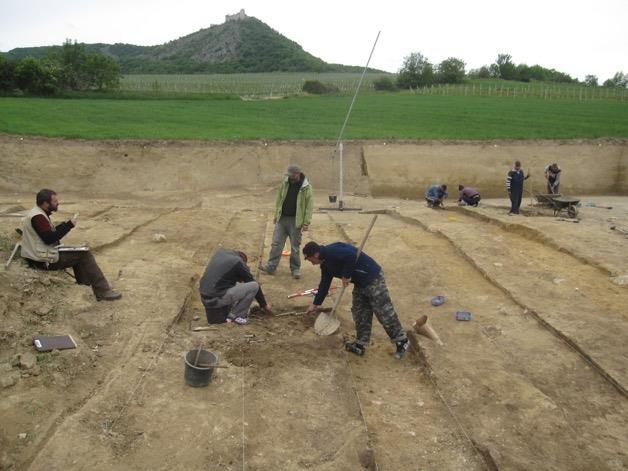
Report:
33,335,77,351
57,245,90,252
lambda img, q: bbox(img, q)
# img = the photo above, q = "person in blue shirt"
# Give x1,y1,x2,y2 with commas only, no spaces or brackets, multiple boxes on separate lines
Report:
425,184,448,208
303,241,409,359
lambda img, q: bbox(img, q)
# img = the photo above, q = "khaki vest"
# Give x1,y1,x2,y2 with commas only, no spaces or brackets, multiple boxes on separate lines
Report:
21,207,59,263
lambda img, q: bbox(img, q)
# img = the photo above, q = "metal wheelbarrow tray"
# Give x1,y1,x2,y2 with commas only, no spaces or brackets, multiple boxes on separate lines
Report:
534,193,579,218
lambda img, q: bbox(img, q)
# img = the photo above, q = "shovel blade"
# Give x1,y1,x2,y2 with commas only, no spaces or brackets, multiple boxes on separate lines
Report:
314,311,340,336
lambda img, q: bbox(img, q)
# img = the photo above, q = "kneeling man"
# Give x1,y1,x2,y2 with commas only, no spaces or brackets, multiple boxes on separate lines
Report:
426,184,448,208
199,249,272,325
458,185,481,206
21,189,121,301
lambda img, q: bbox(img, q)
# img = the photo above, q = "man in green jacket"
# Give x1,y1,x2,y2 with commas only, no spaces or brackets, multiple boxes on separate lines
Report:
260,164,314,279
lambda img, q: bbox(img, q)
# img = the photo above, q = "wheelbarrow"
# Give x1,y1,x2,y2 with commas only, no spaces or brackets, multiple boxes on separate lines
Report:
535,193,579,218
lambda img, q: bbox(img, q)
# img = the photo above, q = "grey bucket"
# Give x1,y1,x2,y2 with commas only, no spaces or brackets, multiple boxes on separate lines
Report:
184,349,218,388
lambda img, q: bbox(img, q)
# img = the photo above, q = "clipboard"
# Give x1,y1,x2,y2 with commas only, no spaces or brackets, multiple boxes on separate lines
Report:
33,335,77,351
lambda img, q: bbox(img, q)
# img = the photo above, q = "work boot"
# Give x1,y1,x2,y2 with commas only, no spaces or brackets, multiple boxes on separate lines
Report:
345,341,365,357
258,264,275,275
394,338,410,360
95,289,122,301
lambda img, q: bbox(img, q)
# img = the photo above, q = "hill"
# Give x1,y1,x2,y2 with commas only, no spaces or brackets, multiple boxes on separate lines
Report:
4,13,373,74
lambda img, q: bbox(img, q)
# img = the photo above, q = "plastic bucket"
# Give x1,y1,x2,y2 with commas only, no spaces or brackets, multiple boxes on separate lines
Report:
204,305,229,324
184,349,218,388
328,195,337,203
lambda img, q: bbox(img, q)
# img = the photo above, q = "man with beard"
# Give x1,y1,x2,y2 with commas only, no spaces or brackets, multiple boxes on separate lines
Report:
20,189,121,301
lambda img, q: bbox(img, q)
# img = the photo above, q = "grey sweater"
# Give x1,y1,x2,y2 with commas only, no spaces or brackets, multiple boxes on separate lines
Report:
199,249,267,306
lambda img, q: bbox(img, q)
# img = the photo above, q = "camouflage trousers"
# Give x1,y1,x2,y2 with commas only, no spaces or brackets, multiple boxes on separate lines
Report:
351,272,407,346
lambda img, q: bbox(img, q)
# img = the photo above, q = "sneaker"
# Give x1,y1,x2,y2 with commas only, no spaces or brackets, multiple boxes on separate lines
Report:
95,289,122,301
292,271,301,280
258,264,275,275
345,341,365,356
233,316,248,325
394,338,410,360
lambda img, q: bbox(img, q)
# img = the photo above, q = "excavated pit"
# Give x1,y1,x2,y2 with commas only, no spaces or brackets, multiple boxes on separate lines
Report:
1,135,627,470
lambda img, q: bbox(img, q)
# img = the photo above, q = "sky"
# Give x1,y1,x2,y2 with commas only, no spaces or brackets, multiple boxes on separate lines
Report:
1,0,627,81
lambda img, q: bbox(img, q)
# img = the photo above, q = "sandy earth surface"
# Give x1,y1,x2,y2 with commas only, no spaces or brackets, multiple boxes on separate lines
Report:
1,185,627,470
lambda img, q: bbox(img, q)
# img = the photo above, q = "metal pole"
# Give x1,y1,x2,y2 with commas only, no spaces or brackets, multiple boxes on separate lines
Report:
331,31,380,208
333,31,380,152
339,142,344,209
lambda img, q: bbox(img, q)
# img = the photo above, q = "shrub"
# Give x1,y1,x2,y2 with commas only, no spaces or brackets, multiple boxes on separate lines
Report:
302,80,339,94
373,77,397,91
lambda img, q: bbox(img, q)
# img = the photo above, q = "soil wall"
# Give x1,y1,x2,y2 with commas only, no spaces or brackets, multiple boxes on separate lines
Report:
364,140,628,198
1,135,626,198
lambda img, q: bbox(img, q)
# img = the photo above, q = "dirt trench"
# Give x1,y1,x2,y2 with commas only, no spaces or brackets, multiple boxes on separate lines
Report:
1,190,628,470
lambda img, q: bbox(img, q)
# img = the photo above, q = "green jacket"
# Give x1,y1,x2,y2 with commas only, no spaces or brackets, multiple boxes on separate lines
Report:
274,175,314,228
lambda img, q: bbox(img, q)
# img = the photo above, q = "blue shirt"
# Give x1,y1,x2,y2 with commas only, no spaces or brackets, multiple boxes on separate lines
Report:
313,242,381,305
426,185,448,200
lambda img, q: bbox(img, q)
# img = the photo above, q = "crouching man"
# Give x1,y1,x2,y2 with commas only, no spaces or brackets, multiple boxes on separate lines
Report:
303,241,409,359
21,189,121,301
426,184,448,208
199,249,272,325
458,185,481,206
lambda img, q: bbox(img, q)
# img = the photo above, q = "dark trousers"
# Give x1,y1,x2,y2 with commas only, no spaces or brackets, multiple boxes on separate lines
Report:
462,194,481,206
47,251,110,294
509,188,523,214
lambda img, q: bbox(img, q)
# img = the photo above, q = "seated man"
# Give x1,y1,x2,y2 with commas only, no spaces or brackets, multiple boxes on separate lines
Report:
544,163,561,194
458,185,481,206
199,248,272,325
21,189,121,301
425,184,448,208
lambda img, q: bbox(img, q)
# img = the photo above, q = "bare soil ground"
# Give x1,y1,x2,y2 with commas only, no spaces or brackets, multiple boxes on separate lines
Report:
1,189,627,470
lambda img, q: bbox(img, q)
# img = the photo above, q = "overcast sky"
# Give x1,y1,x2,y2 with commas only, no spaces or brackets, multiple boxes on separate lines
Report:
1,0,626,81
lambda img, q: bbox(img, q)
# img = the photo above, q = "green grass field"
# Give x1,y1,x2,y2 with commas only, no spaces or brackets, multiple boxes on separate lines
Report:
1,93,627,140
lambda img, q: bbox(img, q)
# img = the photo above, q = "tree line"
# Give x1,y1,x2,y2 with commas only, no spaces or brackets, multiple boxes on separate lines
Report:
375,52,627,91
0,40,120,95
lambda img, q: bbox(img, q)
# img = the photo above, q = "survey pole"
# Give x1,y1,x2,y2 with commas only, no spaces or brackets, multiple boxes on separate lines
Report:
339,141,344,210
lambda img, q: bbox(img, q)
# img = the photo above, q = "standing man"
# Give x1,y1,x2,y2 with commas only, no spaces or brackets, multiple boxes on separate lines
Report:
302,241,410,359
199,249,272,325
425,184,448,208
544,163,561,194
20,189,121,301
260,164,313,279
458,185,481,206
506,161,530,215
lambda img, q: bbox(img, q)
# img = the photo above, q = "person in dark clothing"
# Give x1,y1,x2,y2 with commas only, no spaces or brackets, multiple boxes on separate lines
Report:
259,164,314,279
302,241,409,359
200,249,272,325
425,184,448,208
506,161,530,215
544,163,561,194
458,185,481,206
20,189,121,301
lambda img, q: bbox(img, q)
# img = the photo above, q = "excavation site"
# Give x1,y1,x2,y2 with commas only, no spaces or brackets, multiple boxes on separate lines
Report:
1,135,627,470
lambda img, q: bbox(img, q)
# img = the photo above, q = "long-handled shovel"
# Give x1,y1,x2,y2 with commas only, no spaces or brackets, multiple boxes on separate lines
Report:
314,215,378,336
